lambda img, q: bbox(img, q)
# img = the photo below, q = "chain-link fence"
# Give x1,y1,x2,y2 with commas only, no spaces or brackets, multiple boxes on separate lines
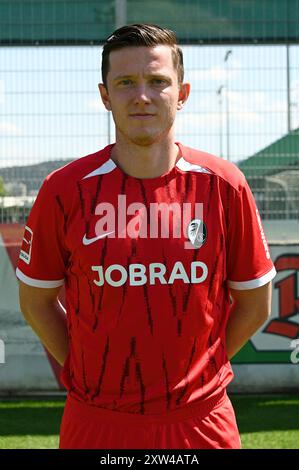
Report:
0,0,299,223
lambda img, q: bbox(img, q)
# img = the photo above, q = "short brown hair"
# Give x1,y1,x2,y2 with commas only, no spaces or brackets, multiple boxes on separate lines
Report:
101,23,184,88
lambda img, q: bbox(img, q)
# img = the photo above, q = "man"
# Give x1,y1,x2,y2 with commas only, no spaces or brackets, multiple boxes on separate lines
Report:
17,24,276,449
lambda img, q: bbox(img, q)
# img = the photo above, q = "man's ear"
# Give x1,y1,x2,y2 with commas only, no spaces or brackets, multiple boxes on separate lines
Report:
98,83,112,111
177,82,190,111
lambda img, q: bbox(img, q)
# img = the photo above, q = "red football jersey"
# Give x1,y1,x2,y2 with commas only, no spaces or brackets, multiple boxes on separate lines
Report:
16,143,276,413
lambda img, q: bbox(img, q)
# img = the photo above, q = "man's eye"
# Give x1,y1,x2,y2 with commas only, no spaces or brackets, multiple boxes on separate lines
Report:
152,79,167,85
119,79,133,86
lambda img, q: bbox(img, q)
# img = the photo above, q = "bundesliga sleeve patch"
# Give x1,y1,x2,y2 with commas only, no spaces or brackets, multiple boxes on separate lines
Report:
19,225,33,265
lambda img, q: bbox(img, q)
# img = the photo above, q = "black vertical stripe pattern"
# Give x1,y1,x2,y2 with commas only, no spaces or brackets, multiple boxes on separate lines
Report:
138,181,154,334
131,237,137,257
200,372,205,392
69,366,75,393
203,234,224,348
118,238,137,321
92,336,110,400
143,284,154,335
81,349,89,398
176,337,197,406
177,319,182,337
220,340,226,356
130,337,137,357
139,180,150,229
76,262,84,318
207,234,224,302
117,169,127,324
92,311,99,332
224,183,231,274
223,239,226,280
100,234,109,276
117,171,127,321
206,175,215,217
138,180,148,208
135,362,145,415
162,251,177,318
77,181,85,219
182,248,199,313
119,358,130,399
168,283,177,317
208,350,220,380
194,229,224,384
88,278,95,315
93,236,108,331
119,337,136,399
178,172,187,206
55,195,68,234
225,183,231,227
85,220,90,238
66,319,75,393
77,180,90,238
69,261,80,316
118,285,127,322
90,175,103,214
81,270,95,317
162,355,172,410
184,172,192,198
207,333,221,381
120,173,128,195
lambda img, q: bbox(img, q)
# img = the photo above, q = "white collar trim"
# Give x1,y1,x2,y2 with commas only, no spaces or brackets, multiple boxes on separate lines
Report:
176,157,211,174
83,159,116,179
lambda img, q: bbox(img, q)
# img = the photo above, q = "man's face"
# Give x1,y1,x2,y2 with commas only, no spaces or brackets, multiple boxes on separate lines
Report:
99,45,190,146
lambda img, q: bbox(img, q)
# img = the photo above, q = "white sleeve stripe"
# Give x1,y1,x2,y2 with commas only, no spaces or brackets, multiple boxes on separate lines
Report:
16,267,65,288
228,266,277,290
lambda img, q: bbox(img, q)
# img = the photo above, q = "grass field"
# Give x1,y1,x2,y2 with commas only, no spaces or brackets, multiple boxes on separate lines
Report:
0,394,298,449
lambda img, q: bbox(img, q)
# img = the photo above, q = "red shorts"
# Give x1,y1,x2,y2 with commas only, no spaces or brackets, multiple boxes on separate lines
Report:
59,390,241,449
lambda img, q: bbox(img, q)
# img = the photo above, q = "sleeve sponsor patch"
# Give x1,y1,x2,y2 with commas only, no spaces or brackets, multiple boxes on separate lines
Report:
19,225,33,265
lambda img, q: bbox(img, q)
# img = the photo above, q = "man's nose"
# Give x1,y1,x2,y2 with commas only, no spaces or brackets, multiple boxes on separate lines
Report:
133,84,151,104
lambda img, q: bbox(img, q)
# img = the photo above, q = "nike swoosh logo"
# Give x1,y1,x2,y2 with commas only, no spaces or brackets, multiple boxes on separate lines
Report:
82,231,114,245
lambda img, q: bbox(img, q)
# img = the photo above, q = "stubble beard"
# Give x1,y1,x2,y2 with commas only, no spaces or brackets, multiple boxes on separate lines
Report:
117,118,175,148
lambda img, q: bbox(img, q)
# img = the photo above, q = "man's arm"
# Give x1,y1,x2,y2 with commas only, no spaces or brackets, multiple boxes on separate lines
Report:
226,282,272,360
19,281,68,366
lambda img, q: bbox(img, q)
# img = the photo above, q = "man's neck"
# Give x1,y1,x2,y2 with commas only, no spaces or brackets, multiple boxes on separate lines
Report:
110,136,180,179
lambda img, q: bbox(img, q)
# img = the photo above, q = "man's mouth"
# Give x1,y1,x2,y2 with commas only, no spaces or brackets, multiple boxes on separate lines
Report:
129,113,155,119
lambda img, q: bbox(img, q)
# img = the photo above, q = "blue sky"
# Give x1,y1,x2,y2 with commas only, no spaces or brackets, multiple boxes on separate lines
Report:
0,44,298,168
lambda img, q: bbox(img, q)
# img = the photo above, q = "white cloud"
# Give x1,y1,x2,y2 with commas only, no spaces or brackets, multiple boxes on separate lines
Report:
0,122,23,136
0,80,5,105
86,98,107,112
187,67,229,82
176,112,218,131
233,110,261,124
179,90,262,128
268,101,287,113
0,142,22,167
176,108,261,133
230,91,288,117
186,58,241,83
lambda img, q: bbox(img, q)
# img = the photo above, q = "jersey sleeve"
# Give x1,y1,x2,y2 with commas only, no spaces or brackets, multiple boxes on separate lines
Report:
16,177,69,288
226,179,276,290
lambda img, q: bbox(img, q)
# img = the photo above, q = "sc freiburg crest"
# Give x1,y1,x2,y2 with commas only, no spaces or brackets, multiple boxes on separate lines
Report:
187,219,207,249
